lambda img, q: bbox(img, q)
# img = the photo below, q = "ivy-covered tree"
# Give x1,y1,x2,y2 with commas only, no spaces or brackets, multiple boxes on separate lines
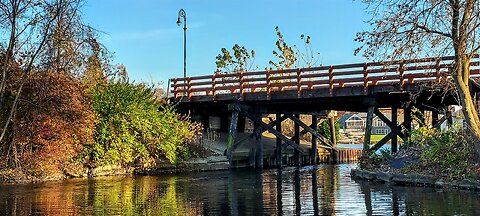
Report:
318,119,340,142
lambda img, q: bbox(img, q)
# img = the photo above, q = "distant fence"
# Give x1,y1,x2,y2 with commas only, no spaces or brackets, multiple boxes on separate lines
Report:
318,149,363,163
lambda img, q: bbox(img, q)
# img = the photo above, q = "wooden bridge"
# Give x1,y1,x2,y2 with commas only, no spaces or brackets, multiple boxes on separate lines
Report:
170,55,480,168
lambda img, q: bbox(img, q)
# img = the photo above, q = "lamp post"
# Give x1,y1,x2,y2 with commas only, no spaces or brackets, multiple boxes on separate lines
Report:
177,9,187,96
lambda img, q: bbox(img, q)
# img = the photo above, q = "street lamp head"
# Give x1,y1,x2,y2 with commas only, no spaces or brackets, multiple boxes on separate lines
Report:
176,17,181,26
177,9,186,27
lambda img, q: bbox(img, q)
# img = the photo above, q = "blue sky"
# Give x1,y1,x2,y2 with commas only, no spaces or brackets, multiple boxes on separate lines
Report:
83,0,370,86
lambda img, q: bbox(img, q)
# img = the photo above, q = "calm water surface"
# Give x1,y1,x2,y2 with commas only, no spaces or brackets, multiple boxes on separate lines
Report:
1,164,480,215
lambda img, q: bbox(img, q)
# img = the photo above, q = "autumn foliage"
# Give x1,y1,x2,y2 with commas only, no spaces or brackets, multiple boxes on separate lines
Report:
1,69,202,179
4,71,95,176
0,0,202,180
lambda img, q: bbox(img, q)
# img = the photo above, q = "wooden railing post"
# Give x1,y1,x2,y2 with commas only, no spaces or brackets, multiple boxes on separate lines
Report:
363,64,368,94
399,63,405,90
166,78,171,98
187,78,192,100
173,78,178,98
329,66,334,96
239,71,244,100
212,74,217,99
297,69,302,98
435,59,441,81
267,70,271,99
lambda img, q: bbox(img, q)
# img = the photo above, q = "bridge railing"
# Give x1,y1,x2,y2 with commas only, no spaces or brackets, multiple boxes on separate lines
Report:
170,55,480,100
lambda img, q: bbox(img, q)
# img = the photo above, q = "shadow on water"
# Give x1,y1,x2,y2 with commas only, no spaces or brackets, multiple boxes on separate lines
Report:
1,164,480,215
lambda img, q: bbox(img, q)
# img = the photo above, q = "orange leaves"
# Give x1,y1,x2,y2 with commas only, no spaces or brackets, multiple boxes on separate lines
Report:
11,70,96,176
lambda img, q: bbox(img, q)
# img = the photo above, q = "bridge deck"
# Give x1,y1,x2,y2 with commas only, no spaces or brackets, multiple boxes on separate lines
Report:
171,55,480,113
169,55,480,167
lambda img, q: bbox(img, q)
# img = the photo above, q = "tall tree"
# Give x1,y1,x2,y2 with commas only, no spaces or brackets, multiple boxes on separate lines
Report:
355,0,480,159
215,44,256,73
268,26,320,70
269,26,297,70
0,0,99,168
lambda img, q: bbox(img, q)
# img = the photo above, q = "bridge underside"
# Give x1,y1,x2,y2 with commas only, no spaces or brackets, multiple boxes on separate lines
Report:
173,83,472,168
169,55,480,168
176,84,459,114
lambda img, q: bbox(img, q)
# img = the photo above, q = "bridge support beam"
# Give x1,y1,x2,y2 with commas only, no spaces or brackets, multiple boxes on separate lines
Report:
432,110,439,127
240,108,305,155
226,105,240,164
329,115,337,163
433,109,452,129
276,113,283,167
391,107,398,153
363,107,407,154
311,115,318,164
446,107,453,126
363,106,374,155
294,114,301,166
254,113,263,168
412,108,427,127
368,107,407,154
232,115,288,152
404,104,412,136
201,114,209,133
287,114,335,149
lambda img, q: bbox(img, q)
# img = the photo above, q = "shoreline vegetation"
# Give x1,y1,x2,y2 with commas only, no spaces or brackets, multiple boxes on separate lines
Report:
0,77,212,183
354,126,480,191
0,1,207,184
1,1,480,194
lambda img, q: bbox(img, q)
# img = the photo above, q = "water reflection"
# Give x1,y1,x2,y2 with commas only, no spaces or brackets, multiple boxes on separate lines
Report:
1,164,480,215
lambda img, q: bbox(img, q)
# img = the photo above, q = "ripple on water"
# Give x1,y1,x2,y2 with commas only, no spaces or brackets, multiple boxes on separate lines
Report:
1,164,480,215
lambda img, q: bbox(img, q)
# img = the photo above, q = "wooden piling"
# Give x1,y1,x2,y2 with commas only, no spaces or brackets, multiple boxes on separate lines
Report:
446,107,453,126
391,106,398,153
294,114,300,166
254,114,263,168
201,114,209,133
363,107,374,155
404,105,412,136
276,113,282,167
329,116,337,163
311,115,318,164
249,148,256,167
226,105,239,164
432,110,439,127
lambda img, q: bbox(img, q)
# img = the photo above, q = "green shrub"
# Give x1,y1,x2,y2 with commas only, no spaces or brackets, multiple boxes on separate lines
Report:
86,80,201,167
408,126,477,180
317,120,340,141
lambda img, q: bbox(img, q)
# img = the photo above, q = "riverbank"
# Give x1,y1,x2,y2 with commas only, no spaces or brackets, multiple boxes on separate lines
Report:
352,127,480,191
0,154,231,184
351,169,480,191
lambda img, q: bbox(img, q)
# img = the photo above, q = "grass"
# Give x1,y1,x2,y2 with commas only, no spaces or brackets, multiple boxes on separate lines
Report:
371,134,385,142
370,134,403,143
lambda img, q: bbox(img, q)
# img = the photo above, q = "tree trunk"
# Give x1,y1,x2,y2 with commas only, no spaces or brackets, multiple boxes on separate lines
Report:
454,57,480,161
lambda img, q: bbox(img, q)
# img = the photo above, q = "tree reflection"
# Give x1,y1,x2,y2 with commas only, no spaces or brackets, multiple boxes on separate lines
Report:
1,166,480,215
311,167,319,215
294,168,301,215
276,168,283,216
317,165,337,215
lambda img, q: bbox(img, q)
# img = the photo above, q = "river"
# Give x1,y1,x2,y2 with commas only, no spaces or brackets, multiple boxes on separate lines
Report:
1,164,479,215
